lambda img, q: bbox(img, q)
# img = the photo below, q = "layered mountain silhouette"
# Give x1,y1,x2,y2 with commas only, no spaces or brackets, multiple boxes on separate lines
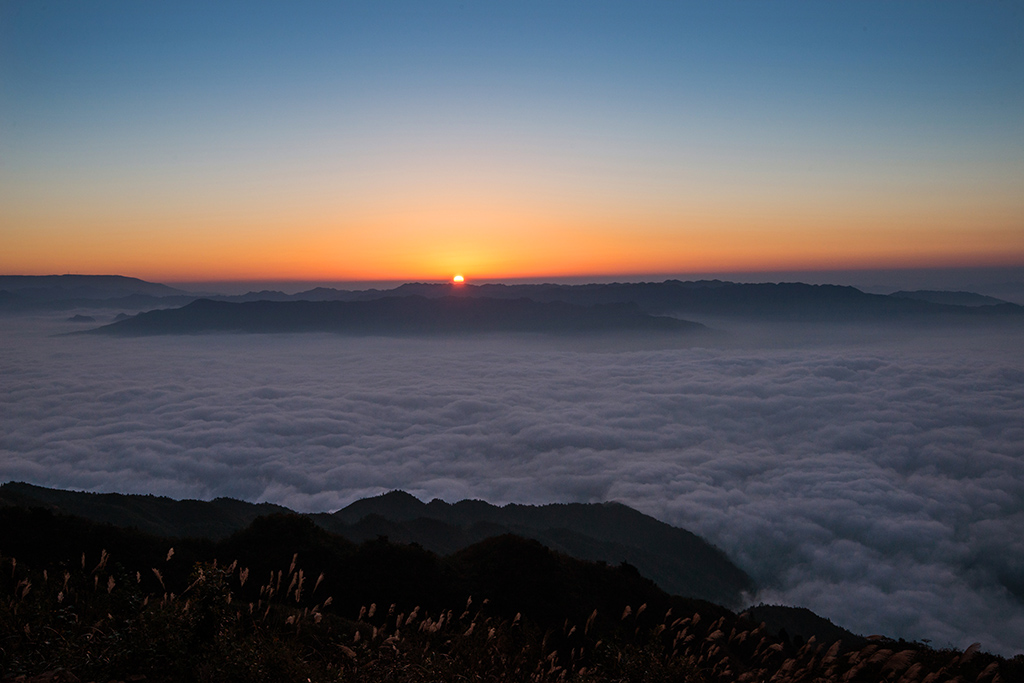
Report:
0,482,747,606
0,482,877,650
5,275,1022,324
86,296,707,336
0,274,187,300
357,280,1024,321
314,490,751,607
0,502,880,661
0,274,193,310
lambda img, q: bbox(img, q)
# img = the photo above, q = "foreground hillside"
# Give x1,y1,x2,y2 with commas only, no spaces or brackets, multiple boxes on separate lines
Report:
0,484,751,607
1,506,1020,683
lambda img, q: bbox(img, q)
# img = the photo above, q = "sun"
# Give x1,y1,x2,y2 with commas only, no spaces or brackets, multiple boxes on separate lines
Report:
452,274,465,284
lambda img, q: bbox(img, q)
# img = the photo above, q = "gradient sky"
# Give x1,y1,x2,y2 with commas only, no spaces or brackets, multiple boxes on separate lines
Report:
2,1,1023,282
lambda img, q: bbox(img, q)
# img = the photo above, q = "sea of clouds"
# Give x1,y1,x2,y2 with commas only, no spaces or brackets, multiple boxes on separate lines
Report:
2,312,1022,655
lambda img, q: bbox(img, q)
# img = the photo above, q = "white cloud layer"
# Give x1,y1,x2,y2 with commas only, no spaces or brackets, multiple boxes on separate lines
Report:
2,313,1023,655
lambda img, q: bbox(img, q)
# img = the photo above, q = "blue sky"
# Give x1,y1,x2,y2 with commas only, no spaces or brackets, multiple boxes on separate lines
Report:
2,1,1022,281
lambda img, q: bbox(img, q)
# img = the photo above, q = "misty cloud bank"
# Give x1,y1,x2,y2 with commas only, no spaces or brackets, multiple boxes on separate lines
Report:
2,315,1022,655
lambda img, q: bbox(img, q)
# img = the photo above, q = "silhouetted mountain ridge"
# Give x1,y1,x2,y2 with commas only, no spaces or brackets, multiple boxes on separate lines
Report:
316,490,753,607
3,505,1010,682
0,275,191,311
86,296,707,336
5,274,1021,324
0,491,872,657
0,483,748,607
0,274,188,299
367,280,1024,321
0,482,290,539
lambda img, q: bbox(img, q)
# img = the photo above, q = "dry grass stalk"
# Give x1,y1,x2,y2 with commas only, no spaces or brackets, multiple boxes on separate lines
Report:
91,549,109,574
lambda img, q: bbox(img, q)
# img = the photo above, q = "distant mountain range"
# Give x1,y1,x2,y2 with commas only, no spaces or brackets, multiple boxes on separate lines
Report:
0,274,188,299
888,289,1010,307
0,274,193,310
3,275,1021,329
86,296,707,336
361,281,1021,321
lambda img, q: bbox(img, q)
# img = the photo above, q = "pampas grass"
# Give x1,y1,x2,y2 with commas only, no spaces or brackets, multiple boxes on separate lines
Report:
1,547,1019,683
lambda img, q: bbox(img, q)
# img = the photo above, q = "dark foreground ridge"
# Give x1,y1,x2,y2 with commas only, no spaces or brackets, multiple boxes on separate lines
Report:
0,483,748,607
318,490,751,608
86,296,707,336
1,495,1019,682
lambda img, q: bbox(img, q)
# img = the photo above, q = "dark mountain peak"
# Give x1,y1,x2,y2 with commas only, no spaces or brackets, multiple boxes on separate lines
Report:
288,287,351,301
229,289,292,301
325,490,754,606
335,489,430,523
223,511,348,553
388,282,453,297
378,489,427,506
448,498,502,519
299,286,340,295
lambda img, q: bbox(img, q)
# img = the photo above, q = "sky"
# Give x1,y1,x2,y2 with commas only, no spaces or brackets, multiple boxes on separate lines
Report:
2,1,1023,283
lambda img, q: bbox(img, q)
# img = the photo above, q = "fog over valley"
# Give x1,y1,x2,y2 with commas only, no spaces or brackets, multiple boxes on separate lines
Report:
2,309,1021,656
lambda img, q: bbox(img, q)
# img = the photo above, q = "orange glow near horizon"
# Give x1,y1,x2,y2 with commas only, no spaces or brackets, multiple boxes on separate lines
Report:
3,186,1023,282
3,3,1023,288
5,223,1023,283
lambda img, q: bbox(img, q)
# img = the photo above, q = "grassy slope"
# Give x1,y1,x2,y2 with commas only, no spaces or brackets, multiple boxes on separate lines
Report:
1,506,1020,682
